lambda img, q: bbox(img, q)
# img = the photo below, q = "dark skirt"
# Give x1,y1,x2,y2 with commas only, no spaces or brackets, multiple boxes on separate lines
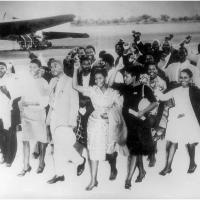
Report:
125,115,155,156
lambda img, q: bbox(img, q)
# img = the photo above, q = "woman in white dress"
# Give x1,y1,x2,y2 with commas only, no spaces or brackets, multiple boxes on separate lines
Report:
18,59,49,176
155,68,200,175
73,59,127,191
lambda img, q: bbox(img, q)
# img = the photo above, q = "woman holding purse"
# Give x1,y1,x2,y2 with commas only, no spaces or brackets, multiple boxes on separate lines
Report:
108,60,157,189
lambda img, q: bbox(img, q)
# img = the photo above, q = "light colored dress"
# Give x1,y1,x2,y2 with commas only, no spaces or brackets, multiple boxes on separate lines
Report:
165,86,200,144
86,86,126,161
20,74,49,143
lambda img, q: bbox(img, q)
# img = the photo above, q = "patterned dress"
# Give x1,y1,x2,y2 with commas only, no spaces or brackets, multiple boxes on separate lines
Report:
86,86,124,161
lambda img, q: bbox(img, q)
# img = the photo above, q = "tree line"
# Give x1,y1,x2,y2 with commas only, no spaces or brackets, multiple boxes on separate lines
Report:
72,14,200,26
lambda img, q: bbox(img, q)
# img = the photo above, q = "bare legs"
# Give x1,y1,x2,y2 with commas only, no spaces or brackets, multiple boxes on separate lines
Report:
23,141,30,170
37,142,47,173
135,155,146,182
125,155,137,189
18,141,31,176
159,141,178,175
187,143,198,173
86,159,99,191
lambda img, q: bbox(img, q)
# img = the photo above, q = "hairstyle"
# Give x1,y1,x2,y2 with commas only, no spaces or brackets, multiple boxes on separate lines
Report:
0,62,7,68
115,39,124,50
181,68,193,78
101,53,114,66
78,46,85,51
30,59,42,68
99,50,107,59
123,64,142,80
147,61,157,68
198,43,200,53
50,59,63,68
179,47,188,57
92,67,107,78
47,58,55,67
86,45,96,53
80,56,91,64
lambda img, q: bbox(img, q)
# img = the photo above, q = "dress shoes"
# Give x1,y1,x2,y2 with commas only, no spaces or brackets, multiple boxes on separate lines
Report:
187,164,197,174
77,157,86,176
159,168,172,176
125,180,132,190
47,175,65,184
36,163,45,174
135,171,146,183
85,181,98,191
17,166,32,177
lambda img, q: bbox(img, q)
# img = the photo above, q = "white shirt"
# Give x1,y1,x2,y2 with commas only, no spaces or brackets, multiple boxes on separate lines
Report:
107,68,124,84
82,73,91,87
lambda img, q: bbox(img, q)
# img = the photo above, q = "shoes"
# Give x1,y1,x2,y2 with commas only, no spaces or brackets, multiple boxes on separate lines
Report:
6,163,11,167
109,168,118,180
32,152,39,159
125,180,131,190
148,159,156,167
77,157,86,176
85,181,98,191
135,171,146,183
47,175,65,184
17,166,32,177
159,168,172,176
187,164,197,174
36,163,45,174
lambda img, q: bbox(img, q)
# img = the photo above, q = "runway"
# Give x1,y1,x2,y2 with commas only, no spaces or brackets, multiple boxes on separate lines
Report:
0,131,200,198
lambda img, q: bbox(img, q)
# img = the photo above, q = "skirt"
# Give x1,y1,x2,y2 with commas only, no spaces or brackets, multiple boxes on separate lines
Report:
21,108,47,143
87,114,109,161
125,116,155,156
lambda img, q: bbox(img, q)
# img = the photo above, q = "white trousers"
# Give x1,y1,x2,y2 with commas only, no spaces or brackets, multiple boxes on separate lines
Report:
51,126,83,176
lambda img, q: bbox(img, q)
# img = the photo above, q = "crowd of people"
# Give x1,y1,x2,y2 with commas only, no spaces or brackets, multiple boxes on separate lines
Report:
0,30,200,191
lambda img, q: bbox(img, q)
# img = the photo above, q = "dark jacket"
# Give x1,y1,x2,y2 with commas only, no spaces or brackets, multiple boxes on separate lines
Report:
189,85,200,126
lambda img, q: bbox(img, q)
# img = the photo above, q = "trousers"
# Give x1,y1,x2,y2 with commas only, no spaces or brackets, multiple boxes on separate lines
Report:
51,126,83,176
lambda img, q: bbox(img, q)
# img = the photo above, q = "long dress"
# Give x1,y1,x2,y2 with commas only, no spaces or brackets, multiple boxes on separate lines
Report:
20,75,49,143
86,86,126,161
165,86,200,144
112,83,156,155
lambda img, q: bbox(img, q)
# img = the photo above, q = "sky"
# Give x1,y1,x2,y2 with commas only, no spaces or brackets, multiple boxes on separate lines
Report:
0,1,200,21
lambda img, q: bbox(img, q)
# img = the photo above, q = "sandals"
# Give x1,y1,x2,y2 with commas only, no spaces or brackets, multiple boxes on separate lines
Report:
85,181,98,191
18,166,32,177
135,171,146,183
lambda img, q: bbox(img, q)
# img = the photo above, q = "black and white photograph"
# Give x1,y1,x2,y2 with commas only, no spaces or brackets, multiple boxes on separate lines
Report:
0,0,200,198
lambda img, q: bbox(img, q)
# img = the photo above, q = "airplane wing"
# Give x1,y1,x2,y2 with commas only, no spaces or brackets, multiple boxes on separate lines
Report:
42,31,89,40
0,14,75,38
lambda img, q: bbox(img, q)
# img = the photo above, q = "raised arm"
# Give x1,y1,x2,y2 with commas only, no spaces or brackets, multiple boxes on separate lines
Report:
72,57,91,96
108,57,124,87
